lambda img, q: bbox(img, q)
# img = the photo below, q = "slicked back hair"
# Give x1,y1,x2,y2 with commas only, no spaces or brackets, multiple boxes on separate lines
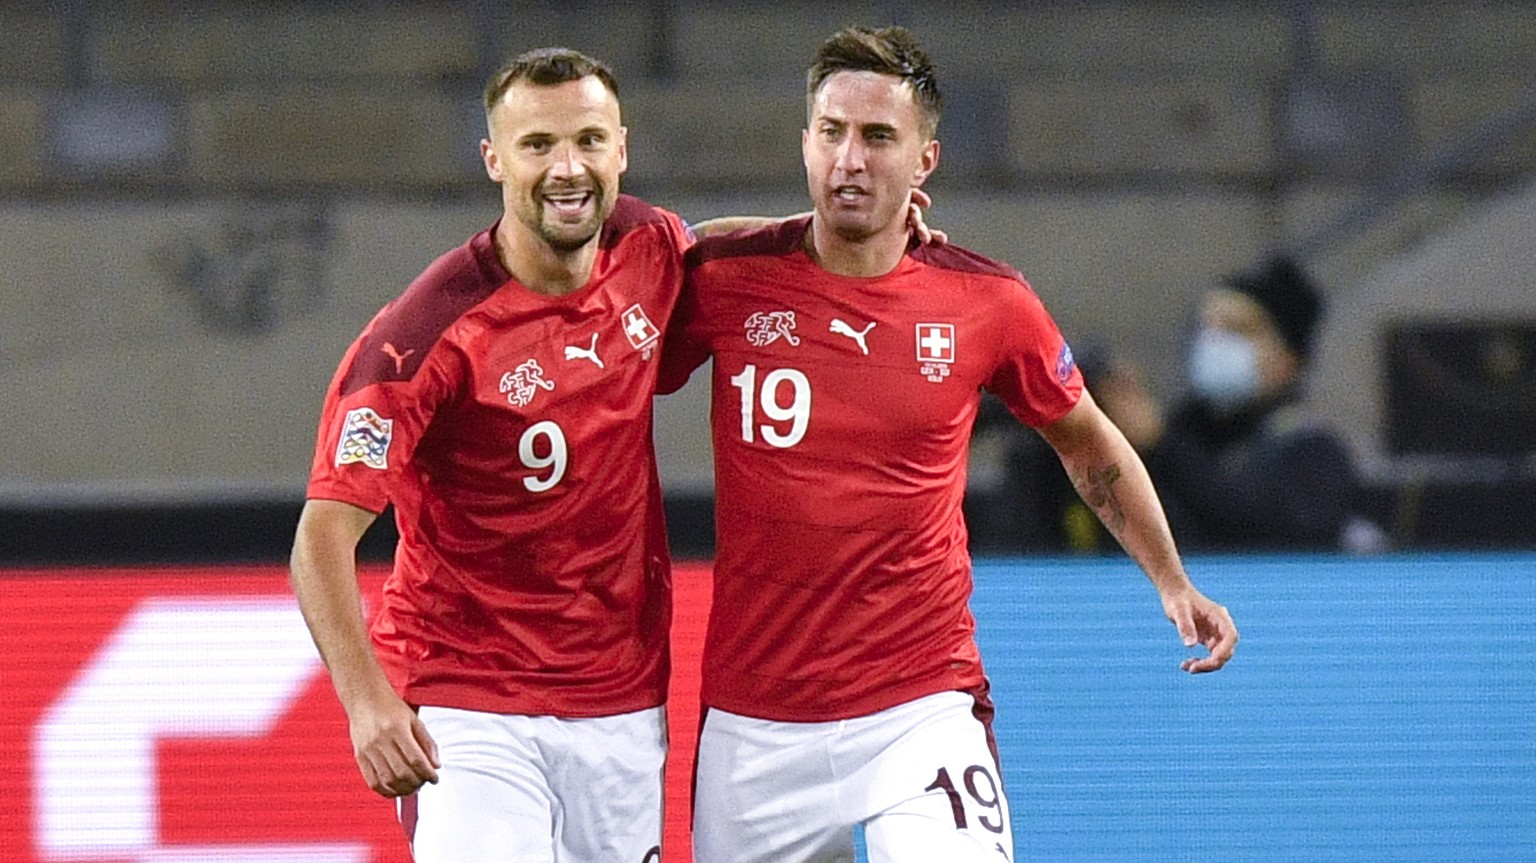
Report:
483,47,619,114
806,25,942,138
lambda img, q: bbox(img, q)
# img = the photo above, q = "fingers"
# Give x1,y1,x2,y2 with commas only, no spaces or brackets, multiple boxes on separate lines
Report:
353,710,442,798
1170,605,1198,648
358,738,436,798
412,713,443,773
904,191,947,245
1180,604,1238,674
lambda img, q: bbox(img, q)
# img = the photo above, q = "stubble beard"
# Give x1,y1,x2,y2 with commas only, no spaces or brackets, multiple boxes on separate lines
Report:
520,180,611,254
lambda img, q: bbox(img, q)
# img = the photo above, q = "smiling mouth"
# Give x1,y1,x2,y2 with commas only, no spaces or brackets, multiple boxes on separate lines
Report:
543,190,595,216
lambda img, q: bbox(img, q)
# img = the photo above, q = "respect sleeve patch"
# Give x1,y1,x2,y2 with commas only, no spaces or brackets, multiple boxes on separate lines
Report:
334,407,393,470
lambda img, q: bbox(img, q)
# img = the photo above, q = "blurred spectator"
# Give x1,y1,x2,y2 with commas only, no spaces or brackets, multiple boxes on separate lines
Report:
977,256,1387,554
1094,256,1386,553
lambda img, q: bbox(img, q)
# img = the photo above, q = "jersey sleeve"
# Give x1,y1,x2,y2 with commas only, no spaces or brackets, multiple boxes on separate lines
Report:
656,263,713,396
305,325,455,512
985,277,1084,427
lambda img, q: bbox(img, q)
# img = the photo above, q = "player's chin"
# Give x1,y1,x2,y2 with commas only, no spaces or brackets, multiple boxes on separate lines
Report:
541,219,603,252
824,215,879,243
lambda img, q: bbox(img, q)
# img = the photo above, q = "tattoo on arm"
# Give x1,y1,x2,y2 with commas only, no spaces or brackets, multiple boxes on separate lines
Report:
1077,463,1126,535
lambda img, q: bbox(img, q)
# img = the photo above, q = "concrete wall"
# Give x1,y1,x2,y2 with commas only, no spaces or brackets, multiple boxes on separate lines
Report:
3,1,1535,499
0,189,1270,494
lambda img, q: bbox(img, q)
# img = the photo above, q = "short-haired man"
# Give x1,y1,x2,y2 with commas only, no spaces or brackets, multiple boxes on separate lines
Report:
660,26,1238,862
291,48,689,863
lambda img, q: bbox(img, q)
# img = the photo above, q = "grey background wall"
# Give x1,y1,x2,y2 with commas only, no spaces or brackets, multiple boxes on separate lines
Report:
3,1,1534,548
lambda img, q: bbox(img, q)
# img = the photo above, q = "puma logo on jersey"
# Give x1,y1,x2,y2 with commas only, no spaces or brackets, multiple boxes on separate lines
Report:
745,310,801,347
381,342,415,374
829,318,875,355
564,333,604,368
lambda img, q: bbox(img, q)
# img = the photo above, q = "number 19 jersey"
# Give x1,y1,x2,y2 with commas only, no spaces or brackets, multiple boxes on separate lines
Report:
660,218,1084,722
306,195,691,718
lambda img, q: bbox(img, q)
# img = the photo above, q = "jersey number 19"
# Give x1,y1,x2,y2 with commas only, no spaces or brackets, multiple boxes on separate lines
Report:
729,364,810,448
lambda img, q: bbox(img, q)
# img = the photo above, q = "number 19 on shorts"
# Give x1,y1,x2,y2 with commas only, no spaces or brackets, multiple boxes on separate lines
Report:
730,364,810,448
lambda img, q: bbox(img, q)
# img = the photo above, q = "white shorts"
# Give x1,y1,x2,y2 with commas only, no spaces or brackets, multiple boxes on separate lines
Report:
403,704,666,863
693,690,1013,863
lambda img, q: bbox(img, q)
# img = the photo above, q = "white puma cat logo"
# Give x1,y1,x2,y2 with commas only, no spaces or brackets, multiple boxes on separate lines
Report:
564,333,604,368
829,319,876,355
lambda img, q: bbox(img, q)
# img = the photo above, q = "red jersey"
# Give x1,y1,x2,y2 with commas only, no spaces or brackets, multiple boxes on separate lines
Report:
660,218,1083,721
307,195,691,718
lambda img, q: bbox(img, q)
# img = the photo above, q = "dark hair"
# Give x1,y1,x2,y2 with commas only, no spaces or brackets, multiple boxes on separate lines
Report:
807,25,942,137
1226,255,1325,360
483,47,619,113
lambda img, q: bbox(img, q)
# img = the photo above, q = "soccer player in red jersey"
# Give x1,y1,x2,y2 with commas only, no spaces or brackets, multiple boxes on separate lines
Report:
659,26,1240,863
290,48,697,863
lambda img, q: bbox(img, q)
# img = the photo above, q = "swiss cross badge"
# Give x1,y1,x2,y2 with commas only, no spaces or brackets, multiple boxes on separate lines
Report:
915,323,955,383
622,303,661,357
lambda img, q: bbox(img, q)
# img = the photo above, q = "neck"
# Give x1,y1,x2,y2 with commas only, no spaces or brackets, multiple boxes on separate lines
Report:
805,215,910,278
495,219,599,297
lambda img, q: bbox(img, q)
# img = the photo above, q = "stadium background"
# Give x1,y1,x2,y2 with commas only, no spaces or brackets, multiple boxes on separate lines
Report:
3,1,1534,861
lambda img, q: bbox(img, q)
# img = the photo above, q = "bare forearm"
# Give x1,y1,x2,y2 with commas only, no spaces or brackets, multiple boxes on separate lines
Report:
1066,436,1190,593
1041,396,1192,595
289,501,392,710
691,214,806,238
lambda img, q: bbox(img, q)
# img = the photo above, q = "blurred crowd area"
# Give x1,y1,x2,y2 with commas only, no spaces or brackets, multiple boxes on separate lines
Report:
2,1,1534,559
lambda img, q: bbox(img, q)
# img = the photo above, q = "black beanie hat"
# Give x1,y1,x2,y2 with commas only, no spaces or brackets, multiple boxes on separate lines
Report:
1225,255,1324,359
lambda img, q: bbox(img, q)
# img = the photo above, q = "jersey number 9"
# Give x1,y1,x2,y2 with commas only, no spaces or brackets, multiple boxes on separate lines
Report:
519,420,568,492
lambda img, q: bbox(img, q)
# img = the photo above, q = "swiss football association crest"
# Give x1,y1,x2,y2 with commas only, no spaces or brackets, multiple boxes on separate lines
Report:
622,303,660,357
335,407,393,470
499,359,555,407
744,311,802,347
915,323,955,383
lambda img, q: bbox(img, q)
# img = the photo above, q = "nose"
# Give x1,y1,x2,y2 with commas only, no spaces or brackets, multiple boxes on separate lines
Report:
548,142,582,181
833,136,866,174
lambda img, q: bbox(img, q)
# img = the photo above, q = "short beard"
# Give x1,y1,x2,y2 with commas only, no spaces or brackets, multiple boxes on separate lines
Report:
540,224,601,253
527,181,609,253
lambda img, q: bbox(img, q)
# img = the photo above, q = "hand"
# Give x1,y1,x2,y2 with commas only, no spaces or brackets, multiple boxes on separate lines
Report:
1162,587,1238,673
907,189,947,245
347,688,442,798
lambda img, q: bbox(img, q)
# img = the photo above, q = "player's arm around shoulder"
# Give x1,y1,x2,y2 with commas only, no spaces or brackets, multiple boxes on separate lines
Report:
290,499,441,796
1037,392,1239,673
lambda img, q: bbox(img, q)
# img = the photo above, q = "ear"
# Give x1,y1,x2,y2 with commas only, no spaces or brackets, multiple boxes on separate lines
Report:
801,127,811,167
912,138,940,186
617,125,629,175
480,138,503,182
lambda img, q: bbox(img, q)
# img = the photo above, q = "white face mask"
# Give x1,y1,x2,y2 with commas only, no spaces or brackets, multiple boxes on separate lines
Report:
1189,328,1259,410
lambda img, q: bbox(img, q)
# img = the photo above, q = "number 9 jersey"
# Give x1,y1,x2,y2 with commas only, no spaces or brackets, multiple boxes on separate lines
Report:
659,217,1084,722
306,195,691,719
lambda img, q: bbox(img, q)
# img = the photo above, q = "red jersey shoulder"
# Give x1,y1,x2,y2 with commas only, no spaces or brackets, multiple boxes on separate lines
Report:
909,241,1028,284
686,216,810,270
600,194,689,250
339,226,507,397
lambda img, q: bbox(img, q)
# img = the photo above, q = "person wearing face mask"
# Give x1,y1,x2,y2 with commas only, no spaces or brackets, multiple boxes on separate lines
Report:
1098,255,1378,551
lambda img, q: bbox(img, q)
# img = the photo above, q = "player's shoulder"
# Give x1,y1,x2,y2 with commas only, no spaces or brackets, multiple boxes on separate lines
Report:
600,194,686,248
340,226,504,393
685,217,810,269
909,241,1028,285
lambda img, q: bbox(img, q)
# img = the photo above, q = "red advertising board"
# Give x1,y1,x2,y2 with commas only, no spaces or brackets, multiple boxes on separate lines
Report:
1,564,712,862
